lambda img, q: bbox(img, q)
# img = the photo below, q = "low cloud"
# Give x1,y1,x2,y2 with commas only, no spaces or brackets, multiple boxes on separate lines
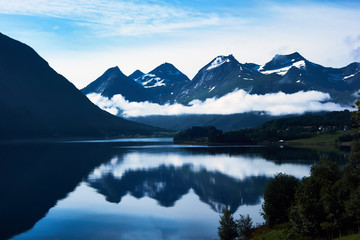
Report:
87,89,347,118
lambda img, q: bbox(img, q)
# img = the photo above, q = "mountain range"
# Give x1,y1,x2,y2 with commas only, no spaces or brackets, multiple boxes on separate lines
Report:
82,62,191,104
0,32,160,140
82,52,360,105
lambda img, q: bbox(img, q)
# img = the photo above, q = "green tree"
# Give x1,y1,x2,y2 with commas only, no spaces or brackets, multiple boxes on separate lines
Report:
289,159,342,238
345,186,360,233
343,142,360,233
262,173,300,226
352,92,360,136
289,176,323,236
236,214,253,240
218,206,238,240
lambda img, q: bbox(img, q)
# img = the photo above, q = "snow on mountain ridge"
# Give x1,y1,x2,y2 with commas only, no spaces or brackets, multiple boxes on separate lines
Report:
260,60,306,76
207,56,230,71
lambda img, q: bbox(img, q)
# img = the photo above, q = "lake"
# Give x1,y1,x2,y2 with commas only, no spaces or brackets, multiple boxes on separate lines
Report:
0,138,348,240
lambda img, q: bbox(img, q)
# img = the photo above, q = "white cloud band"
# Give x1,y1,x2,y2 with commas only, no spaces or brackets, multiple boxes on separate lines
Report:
87,89,347,117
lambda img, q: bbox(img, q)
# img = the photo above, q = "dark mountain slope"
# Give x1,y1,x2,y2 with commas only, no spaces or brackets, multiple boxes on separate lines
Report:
255,52,360,103
81,66,148,102
135,62,191,103
0,33,158,140
172,53,360,105
174,55,264,103
82,52,359,107
82,62,191,104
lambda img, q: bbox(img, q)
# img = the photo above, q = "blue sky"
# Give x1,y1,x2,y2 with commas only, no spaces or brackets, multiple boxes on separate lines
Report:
0,0,360,88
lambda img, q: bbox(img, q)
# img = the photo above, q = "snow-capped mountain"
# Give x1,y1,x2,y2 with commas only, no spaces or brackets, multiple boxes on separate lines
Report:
82,52,360,106
173,52,360,104
83,63,190,104
251,52,360,102
138,63,190,103
174,54,262,103
258,52,306,76
81,66,148,102
135,62,190,89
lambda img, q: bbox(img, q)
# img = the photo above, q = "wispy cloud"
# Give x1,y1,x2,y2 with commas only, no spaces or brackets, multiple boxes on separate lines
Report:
87,90,347,117
0,0,221,36
2,0,359,88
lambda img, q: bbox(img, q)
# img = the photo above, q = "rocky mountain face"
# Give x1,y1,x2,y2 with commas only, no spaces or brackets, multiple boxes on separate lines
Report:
83,53,360,106
134,62,190,103
0,32,158,140
81,66,148,102
253,52,360,103
174,54,263,103
83,63,190,104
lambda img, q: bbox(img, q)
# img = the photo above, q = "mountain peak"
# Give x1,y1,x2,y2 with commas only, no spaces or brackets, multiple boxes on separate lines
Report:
150,62,181,75
81,66,146,100
147,62,190,83
206,55,236,71
288,51,304,59
271,52,305,63
259,52,307,76
128,69,145,80
98,66,125,80
134,62,190,91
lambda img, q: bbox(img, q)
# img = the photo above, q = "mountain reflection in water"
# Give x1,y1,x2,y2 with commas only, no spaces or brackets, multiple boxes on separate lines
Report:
1,140,348,240
88,164,269,213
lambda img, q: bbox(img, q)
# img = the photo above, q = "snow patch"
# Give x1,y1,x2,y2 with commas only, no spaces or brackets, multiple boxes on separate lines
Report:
260,60,306,76
207,56,230,71
344,74,356,79
344,70,359,80
144,78,166,88
137,74,167,88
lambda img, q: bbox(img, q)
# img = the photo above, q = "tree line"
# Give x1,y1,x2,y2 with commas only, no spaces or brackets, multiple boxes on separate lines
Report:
173,110,353,144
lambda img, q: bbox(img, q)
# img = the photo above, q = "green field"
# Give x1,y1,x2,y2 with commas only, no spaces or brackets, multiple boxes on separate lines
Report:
335,234,360,240
286,130,353,145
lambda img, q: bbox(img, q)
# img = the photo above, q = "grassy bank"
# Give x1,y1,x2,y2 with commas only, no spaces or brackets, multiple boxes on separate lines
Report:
248,224,360,240
285,130,353,146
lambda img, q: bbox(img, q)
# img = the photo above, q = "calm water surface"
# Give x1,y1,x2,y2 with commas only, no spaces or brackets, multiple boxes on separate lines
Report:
0,139,348,240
